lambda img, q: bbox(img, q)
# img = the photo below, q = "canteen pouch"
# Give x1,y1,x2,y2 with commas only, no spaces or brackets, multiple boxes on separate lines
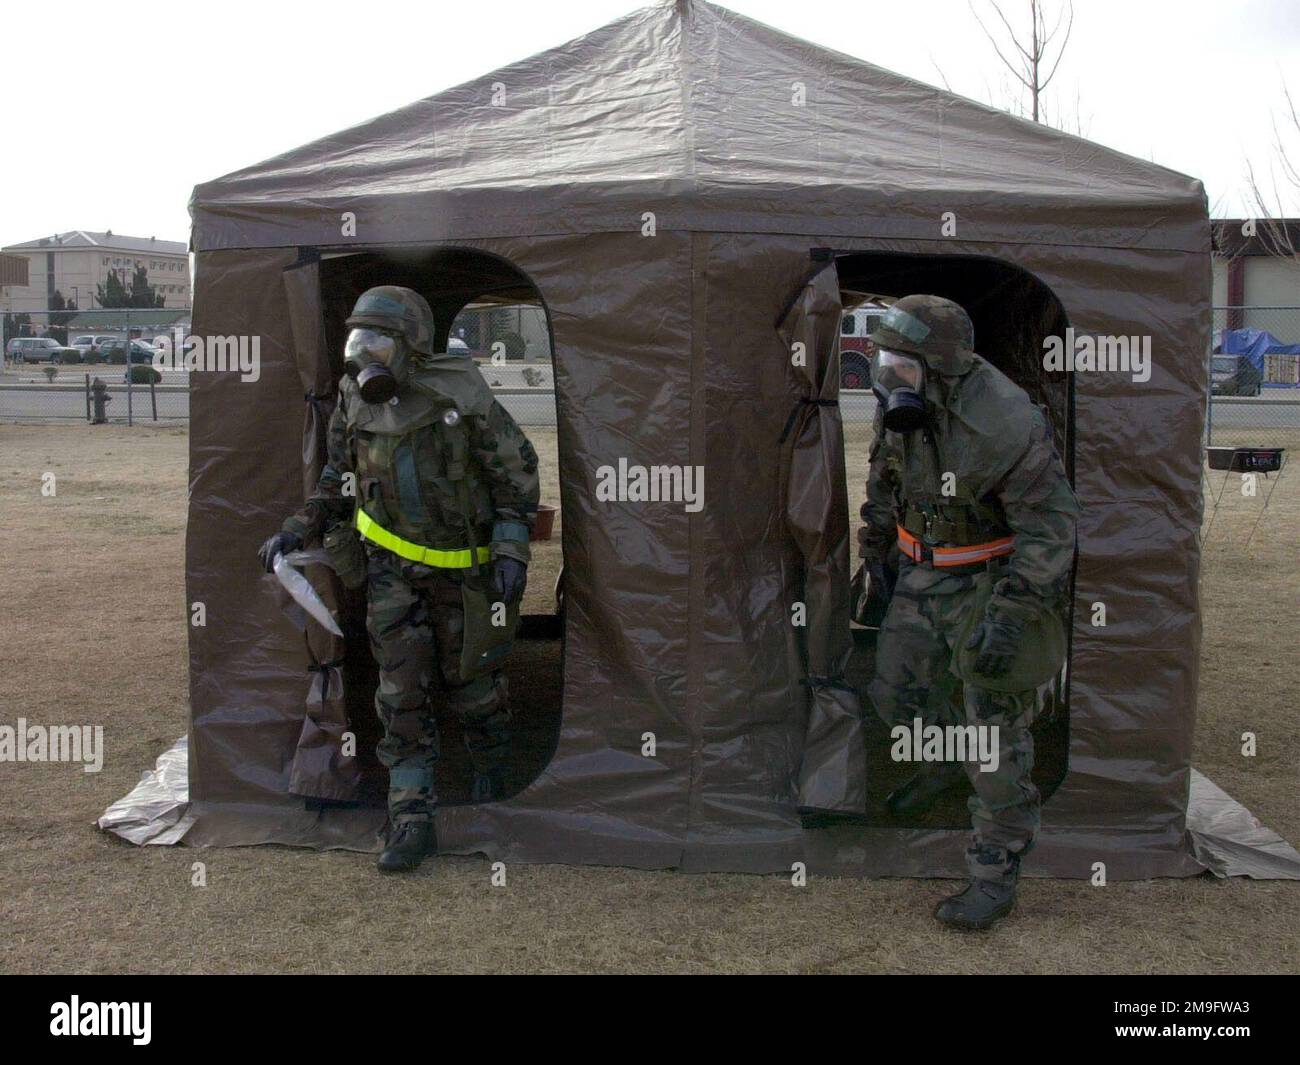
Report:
459,575,520,681
951,570,1067,693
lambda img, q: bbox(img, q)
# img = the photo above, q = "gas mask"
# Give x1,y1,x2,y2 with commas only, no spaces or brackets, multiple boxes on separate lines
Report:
344,327,406,404
872,348,927,432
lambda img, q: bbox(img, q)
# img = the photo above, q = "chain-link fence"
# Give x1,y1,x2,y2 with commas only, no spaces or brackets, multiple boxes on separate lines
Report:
0,305,561,426
5,305,1296,440
1208,306,1300,451
1,307,192,425
0,377,190,423
0,376,559,426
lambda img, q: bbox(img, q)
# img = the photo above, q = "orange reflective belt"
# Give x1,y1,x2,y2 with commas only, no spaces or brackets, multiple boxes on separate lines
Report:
897,525,1014,567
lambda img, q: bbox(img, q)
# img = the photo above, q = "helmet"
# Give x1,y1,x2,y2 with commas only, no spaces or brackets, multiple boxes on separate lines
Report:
345,286,434,356
867,294,975,376
343,286,435,403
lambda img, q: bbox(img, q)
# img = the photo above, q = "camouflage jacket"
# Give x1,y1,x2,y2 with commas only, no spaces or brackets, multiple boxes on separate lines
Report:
283,352,540,564
859,354,1078,615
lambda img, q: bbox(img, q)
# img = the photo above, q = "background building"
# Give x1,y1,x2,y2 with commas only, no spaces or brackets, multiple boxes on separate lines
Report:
450,302,551,360
0,230,190,314
1211,219,1300,328
1211,220,1300,385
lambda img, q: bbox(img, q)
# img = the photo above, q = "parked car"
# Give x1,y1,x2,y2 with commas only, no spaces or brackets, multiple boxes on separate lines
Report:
840,307,884,390
5,336,79,364
448,336,471,355
70,334,120,355
99,339,160,365
1210,354,1262,396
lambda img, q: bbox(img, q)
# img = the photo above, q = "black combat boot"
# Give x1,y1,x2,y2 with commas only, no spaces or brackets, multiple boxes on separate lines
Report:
377,820,437,873
934,846,1021,930
885,762,966,818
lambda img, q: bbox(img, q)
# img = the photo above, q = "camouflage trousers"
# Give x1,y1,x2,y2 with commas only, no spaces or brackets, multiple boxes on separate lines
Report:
867,572,1047,885
366,548,511,824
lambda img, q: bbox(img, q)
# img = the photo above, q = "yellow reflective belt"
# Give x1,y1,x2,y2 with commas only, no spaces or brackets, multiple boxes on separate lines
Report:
355,509,490,568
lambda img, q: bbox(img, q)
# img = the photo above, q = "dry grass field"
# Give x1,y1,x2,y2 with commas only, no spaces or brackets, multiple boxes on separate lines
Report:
0,421,1296,974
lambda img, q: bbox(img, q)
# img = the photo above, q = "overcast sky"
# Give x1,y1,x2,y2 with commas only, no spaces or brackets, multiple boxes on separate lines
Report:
4,0,1298,248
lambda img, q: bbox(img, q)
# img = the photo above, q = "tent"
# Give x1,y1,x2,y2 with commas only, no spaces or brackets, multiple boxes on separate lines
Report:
141,0,1299,878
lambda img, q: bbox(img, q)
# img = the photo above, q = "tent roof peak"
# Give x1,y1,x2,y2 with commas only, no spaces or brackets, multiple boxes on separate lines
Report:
190,0,1206,252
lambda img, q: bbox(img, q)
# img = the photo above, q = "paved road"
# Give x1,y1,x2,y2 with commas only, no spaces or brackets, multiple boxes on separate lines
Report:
1205,395,1300,431
847,393,1300,430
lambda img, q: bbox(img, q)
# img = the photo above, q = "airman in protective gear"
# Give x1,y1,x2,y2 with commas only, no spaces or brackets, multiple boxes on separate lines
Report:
859,294,1078,929
258,286,540,873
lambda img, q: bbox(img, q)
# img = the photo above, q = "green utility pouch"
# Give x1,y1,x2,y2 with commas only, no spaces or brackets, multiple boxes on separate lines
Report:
442,402,520,681
951,570,1068,693
323,522,368,590
459,576,520,681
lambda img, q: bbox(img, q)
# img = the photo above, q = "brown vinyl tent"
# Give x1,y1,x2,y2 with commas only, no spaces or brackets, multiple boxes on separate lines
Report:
145,0,1300,878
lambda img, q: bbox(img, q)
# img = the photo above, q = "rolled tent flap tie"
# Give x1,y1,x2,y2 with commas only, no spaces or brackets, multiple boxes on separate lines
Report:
778,261,868,815
283,254,333,502
266,550,359,800
289,640,361,803
279,257,363,802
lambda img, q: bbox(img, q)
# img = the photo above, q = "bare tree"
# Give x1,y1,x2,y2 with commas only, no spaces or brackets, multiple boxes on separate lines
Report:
1042,82,1091,138
1244,82,1300,262
970,0,1074,124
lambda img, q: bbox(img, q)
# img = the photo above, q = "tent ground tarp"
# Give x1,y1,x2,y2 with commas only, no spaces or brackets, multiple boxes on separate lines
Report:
102,749,1300,879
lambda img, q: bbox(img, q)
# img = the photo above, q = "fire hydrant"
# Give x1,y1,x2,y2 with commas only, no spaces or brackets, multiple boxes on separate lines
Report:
90,378,112,424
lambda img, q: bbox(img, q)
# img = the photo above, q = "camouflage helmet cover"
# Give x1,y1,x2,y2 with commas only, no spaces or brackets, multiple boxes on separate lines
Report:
868,294,975,375
346,286,435,356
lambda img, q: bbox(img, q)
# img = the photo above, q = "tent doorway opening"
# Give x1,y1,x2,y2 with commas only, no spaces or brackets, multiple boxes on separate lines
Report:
317,246,564,809
832,251,1075,829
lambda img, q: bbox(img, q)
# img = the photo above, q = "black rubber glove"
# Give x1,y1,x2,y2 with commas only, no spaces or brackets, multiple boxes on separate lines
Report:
964,613,1023,678
257,531,302,573
491,557,527,606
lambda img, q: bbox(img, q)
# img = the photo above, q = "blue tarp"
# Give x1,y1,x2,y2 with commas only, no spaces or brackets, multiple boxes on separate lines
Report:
1218,328,1300,369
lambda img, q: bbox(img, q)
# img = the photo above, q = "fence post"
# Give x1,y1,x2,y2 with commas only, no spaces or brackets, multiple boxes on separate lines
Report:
125,309,134,427
85,372,91,422
150,377,157,421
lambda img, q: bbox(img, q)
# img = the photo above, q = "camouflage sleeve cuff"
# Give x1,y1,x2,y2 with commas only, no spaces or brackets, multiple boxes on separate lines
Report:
491,539,531,564
282,514,317,542
492,519,531,543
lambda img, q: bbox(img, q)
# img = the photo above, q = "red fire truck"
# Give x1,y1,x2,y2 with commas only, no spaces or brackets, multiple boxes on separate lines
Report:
839,301,886,390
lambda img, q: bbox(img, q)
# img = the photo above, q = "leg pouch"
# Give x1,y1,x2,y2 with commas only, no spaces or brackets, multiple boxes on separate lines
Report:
459,575,521,681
